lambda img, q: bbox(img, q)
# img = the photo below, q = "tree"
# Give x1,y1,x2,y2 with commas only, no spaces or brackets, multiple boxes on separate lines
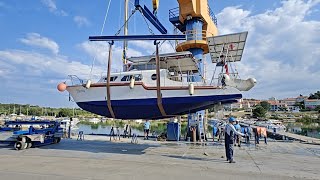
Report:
308,91,320,99
294,102,305,110
259,101,271,111
57,108,73,117
252,106,267,118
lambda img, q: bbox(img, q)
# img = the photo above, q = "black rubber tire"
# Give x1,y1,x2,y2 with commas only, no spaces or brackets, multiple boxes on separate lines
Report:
53,137,61,144
26,142,32,149
14,141,25,150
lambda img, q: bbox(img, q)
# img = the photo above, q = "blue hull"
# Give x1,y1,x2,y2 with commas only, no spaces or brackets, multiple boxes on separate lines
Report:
77,94,242,119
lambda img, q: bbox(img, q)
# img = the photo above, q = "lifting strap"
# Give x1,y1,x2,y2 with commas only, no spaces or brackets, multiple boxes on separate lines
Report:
106,41,116,119
155,41,167,116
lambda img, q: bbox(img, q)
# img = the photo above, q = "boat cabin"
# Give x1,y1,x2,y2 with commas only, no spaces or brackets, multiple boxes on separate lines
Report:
98,51,205,86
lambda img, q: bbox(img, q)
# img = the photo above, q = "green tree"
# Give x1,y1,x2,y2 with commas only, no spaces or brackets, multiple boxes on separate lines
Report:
308,91,320,99
252,106,267,118
294,102,305,110
260,101,271,111
57,108,73,117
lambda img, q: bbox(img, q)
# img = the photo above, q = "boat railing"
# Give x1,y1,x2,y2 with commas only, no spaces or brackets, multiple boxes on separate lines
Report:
68,75,84,85
166,73,221,87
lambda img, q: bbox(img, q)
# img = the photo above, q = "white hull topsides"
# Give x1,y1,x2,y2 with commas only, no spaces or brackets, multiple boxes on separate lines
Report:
67,69,242,103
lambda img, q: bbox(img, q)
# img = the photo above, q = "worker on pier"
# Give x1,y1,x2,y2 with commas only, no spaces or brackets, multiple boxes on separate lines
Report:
246,125,252,144
225,117,245,163
144,120,151,140
234,120,241,147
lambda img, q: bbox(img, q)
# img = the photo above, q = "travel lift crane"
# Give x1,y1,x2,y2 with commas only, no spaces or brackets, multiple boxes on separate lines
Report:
91,0,215,140
169,0,219,141
90,0,253,140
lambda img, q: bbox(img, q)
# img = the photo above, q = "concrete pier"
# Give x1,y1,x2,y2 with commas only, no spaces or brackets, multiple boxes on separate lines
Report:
0,135,319,180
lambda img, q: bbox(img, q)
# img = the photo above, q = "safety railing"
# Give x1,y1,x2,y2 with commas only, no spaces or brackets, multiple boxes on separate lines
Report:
169,6,218,26
68,75,84,86
169,7,179,20
175,30,214,48
208,6,218,26
165,72,212,87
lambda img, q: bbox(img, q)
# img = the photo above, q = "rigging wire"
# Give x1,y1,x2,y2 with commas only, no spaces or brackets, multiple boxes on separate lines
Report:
89,0,112,80
114,9,137,36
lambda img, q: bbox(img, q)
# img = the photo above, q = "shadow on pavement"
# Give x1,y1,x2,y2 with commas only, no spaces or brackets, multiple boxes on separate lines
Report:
162,154,227,163
36,139,159,155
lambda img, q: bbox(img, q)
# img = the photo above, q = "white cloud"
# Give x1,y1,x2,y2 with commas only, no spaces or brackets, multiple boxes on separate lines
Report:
41,0,67,16
74,16,90,27
214,0,320,99
0,49,106,107
79,41,146,71
0,50,104,79
20,33,59,54
79,40,176,72
130,40,176,55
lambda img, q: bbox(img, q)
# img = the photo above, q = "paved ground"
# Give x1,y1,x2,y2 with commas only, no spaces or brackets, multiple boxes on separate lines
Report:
0,136,319,180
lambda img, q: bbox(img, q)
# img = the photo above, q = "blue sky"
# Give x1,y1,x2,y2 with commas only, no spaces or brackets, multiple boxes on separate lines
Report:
0,0,320,108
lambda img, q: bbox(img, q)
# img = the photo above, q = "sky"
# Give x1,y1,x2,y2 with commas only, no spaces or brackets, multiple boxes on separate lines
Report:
0,0,319,108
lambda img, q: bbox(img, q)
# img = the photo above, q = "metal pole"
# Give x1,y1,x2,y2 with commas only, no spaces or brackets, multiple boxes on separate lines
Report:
123,0,129,65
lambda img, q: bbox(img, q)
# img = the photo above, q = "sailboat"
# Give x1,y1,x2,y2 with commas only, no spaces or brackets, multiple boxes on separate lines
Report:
58,0,256,120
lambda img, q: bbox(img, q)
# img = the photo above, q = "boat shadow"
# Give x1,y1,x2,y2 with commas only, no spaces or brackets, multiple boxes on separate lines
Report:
37,139,158,155
162,154,228,163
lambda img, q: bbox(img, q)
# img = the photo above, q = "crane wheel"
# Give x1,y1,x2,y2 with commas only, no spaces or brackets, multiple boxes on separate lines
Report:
14,141,26,150
26,142,32,149
53,137,61,144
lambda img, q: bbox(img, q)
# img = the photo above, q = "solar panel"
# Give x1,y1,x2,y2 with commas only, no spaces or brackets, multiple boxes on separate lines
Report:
207,32,248,63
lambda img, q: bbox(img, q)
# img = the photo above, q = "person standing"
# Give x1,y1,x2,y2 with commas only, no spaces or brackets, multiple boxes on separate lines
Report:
225,117,245,163
234,120,241,147
261,127,268,144
144,120,151,140
246,125,252,144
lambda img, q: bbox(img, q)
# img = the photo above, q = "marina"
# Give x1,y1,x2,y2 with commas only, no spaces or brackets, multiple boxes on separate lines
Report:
0,0,320,179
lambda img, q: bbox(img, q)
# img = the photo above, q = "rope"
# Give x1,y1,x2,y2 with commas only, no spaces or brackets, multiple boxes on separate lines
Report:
138,8,155,35
89,0,112,80
115,9,137,36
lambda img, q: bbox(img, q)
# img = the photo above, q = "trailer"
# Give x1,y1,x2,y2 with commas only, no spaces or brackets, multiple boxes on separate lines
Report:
0,121,63,150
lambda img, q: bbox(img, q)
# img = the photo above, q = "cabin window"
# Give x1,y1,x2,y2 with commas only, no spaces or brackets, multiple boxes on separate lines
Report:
151,74,157,80
121,74,142,81
134,74,143,81
121,75,132,81
104,76,118,82
110,76,118,81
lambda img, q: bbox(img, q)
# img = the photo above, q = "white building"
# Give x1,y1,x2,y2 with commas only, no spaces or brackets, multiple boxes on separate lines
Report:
304,99,320,109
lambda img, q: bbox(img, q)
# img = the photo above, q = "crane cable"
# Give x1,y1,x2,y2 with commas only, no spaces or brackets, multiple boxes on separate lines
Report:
88,0,112,80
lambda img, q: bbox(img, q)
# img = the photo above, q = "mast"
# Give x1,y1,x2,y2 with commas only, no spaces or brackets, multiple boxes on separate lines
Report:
123,0,129,65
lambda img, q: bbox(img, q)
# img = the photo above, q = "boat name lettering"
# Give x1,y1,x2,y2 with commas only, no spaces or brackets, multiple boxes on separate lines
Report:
76,89,86,93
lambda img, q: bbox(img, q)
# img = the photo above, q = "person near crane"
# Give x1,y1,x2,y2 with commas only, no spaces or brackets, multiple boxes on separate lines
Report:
234,120,242,147
225,117,245,163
